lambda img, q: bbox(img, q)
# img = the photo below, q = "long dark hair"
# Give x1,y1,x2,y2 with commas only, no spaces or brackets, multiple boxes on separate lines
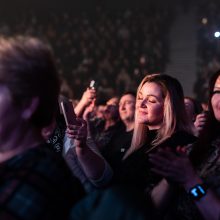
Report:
190,70,220,167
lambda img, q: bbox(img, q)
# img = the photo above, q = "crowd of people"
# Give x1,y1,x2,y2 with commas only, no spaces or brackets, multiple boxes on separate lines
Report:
1,2,220,220
0,34,220,220
0,4,173,100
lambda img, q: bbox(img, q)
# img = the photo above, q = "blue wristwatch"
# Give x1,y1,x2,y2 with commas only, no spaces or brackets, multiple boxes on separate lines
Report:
189,184,207,200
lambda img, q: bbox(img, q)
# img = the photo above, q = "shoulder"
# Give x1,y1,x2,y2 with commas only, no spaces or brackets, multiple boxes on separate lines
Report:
0,145,85,219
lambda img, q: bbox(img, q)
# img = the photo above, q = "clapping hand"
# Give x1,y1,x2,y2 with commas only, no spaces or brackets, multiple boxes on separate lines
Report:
149,147,197,186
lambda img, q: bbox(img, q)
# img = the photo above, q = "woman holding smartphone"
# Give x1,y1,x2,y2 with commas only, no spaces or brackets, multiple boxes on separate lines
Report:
114,74,196,193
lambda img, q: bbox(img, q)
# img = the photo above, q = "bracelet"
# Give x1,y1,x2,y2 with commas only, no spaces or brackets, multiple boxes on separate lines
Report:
188,183,208,200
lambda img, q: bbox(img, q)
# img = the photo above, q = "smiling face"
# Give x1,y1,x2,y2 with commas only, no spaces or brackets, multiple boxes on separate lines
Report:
119,94,135,122
211,75,220,121
136,82,164,130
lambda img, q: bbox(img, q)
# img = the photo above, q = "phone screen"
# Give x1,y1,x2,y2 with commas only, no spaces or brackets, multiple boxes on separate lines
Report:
89,80,95,89
60,101,77,126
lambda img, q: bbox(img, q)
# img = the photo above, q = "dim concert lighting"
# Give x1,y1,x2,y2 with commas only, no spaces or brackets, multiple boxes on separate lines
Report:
201,18,208,25
214,32,220,38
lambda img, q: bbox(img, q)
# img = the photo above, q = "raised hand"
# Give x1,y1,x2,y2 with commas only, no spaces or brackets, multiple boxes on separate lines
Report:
80,88,96,107
194,112,208,135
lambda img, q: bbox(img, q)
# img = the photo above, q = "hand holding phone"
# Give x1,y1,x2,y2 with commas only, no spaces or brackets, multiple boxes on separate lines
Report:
60,100,77,126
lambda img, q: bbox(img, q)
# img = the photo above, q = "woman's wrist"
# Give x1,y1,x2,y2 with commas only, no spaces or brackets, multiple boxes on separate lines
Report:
74,140,87,149
183,174,202,191
182,174,209,201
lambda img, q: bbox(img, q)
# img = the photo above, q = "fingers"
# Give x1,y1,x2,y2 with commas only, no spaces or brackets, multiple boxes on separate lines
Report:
149,153,176,179
81,88,96,106
149,148,178,169
86,88,96,100
176,146,188,156
66,118,87,140
68,118,87,126
149,147,192,184
154,148,178,160
194,113,207,129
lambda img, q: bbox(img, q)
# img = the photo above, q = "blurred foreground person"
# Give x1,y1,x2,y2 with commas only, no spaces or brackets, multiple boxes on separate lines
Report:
0,36,84,219
149,70,220,220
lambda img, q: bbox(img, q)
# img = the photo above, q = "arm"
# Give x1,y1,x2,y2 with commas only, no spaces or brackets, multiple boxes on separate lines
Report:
182,175,220,220
149,148,220,220
74,88,96,117
150,178,176,211
74,140,106,180
65,119,113,185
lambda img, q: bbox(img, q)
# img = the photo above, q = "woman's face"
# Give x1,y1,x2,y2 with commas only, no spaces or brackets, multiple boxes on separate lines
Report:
136,82,164,130
211,75,220,121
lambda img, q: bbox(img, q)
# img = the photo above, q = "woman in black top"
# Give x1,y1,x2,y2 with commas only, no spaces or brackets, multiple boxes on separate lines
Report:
115,74,196,192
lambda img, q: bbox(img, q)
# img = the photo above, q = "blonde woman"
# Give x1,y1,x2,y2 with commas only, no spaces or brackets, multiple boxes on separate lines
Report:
115,74,196,192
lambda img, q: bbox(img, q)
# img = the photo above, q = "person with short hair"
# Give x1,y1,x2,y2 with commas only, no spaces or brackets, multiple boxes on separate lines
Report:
0,36,84,219
103,92,136,169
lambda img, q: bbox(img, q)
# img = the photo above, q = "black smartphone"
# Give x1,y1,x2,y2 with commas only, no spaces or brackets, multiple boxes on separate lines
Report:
60,100,77,126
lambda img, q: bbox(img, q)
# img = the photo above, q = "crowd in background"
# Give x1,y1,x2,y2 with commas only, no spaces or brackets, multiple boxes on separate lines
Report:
1,1,220,220
0,4,173,101
1,1,220,103
195,0,220,102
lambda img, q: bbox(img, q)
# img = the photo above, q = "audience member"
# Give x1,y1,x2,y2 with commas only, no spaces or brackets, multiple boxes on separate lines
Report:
0,36,84,219
184,96,203,136
114,74,196,194
149,69,220,220
103,92,136,169
85,96,123,151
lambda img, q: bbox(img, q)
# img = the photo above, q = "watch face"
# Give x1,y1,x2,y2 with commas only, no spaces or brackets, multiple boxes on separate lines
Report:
189,184,207,200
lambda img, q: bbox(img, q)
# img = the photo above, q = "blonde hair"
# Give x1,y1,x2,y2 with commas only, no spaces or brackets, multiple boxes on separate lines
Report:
124,74,194,158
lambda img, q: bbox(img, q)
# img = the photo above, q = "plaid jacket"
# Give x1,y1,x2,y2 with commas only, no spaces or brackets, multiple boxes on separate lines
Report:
0,144,85,220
